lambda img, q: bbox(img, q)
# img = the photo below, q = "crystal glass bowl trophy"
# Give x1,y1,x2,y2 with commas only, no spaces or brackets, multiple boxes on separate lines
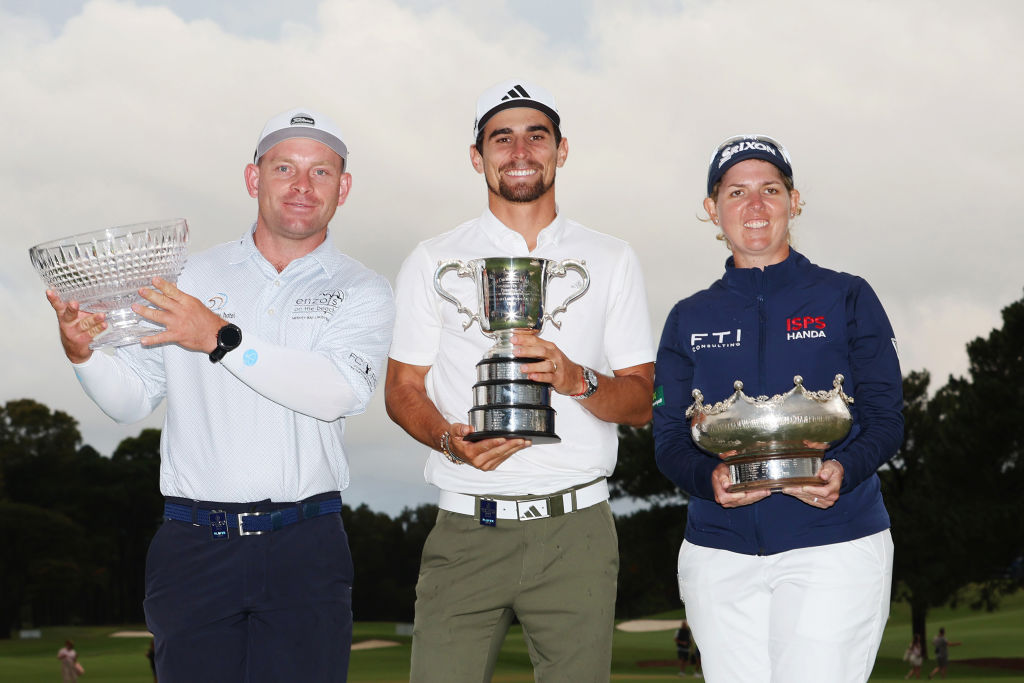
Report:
434,256,589,444
29,219,190,349
687,374,854,491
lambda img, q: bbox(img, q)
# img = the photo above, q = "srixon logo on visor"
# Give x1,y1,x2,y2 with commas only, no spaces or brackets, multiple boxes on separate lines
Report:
718,140,778,167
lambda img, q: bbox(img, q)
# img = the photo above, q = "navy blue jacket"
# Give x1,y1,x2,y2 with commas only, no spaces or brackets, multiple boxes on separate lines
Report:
652,250,903,555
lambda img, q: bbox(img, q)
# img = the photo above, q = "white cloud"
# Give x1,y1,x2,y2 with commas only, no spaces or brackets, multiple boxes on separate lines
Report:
3,0,1022,513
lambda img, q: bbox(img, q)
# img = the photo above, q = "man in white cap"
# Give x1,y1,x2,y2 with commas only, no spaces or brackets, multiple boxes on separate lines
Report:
386,79,655,681
46,108,394,682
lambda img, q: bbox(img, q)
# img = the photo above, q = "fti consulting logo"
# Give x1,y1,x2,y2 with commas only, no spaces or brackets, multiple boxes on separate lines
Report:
292,290,345,321
690,329,742,352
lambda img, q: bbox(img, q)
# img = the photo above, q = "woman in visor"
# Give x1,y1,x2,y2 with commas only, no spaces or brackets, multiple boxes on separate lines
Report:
652,135,903,682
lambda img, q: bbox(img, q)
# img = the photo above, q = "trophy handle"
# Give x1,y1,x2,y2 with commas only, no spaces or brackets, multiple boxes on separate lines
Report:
544,259,590,329
433,259,479,330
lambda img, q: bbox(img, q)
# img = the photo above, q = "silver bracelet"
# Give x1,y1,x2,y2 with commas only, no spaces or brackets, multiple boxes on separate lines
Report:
440,431,464,465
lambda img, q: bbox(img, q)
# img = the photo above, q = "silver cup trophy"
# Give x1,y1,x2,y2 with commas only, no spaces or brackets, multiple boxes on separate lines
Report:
434,256,589,444
29,219,190,349
687,375,854,491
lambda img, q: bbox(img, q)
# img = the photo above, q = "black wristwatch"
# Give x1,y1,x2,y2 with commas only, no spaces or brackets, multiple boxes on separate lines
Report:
209,323,242,363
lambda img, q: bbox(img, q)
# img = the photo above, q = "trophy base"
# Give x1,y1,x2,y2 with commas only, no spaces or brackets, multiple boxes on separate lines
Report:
727,452,823,492
89,311,160,349
466,404,558,444
464,430,561,445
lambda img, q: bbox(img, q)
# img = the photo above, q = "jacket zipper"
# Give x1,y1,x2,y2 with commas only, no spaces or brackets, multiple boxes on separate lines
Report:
755,277,767,554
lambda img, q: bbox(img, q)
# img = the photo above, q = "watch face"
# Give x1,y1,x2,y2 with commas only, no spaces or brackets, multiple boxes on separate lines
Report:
219,324,242,349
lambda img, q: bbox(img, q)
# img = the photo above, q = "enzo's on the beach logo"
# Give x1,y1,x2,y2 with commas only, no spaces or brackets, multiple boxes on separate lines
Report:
785,315,827,341
292,289,344,320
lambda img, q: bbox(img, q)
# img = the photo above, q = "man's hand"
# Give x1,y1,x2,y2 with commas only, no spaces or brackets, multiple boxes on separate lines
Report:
134,277,224,353
46,290,105,364
782,459,844,508
711,461,771,508
510,330,654,427
445,423,531,471
511,330,584,396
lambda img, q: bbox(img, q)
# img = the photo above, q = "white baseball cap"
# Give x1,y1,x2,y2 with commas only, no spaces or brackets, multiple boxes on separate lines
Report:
254,107,349,165
473,79,562,141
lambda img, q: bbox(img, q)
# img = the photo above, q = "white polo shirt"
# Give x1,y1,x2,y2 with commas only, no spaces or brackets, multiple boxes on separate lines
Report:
390,209,655,496
74,226,394,503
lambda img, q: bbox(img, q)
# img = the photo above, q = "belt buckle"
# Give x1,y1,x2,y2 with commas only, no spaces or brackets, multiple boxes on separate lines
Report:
237,511,266,536
517,499,550,521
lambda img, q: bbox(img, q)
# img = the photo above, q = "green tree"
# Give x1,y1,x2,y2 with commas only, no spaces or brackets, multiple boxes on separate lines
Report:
0,502,86,638
0,400,164,626
611,423,683,503
614,504,686,618
610,423,689,618
882,296,1024,650
343,503,437,621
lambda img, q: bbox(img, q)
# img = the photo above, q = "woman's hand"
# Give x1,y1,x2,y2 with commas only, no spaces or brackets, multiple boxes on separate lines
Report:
712,462,771,508
782,459,844,508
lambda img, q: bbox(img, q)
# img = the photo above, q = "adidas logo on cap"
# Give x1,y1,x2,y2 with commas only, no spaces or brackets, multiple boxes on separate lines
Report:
501,85,532,101
474,78,562,140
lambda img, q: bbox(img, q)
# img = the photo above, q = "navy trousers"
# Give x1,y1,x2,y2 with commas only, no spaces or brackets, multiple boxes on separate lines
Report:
144,496,354,683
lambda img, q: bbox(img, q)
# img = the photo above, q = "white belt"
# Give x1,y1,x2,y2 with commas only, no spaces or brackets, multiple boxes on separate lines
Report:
438,478,609,522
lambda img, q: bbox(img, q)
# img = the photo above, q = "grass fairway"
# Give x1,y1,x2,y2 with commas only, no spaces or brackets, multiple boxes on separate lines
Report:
2,592,1021,681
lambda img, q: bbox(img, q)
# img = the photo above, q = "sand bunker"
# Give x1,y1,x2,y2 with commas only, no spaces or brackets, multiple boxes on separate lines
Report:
351,639,400,650
110,630,154,638
616,619,683,632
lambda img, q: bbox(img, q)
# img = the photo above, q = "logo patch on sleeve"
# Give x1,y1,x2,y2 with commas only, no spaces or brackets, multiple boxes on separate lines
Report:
652,385,665,407
346,352,377,391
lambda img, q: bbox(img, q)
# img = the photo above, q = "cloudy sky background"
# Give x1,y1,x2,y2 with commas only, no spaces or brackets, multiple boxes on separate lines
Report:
2,0,1020,515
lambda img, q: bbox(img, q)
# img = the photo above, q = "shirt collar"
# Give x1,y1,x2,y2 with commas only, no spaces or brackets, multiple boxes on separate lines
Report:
228,223,343,276
721,248,809,294
479,206,567,254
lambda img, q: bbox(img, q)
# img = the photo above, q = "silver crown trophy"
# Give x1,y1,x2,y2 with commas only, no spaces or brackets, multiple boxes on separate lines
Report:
434,257,589,444
687,375,854,491
29,219,190,349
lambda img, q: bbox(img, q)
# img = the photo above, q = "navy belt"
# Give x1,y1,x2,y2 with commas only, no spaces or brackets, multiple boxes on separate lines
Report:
164,494,342,537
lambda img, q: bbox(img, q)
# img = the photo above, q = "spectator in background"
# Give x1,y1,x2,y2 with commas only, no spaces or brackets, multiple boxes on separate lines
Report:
57,639,81,682
904,633,923,679
928,627,961,679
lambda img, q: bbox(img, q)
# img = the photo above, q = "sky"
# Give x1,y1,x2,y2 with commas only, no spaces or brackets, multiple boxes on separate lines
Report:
2,0,1021,516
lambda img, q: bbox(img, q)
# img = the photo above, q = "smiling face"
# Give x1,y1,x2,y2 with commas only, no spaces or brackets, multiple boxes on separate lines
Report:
244,137,351,250
703,159,800,269
470,107,567,205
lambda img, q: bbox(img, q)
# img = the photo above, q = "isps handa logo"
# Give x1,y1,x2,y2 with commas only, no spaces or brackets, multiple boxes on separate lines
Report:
785,315,827,341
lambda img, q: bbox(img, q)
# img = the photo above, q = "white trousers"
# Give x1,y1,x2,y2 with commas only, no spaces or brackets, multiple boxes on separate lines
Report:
677,530,893,683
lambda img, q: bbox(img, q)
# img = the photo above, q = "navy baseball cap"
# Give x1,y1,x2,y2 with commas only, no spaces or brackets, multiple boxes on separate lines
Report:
473,78,562,141
707,134,793,197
